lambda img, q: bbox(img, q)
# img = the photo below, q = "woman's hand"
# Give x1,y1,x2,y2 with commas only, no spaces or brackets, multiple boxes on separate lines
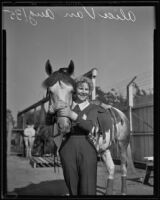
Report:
58,106,78,121
101,103,112,109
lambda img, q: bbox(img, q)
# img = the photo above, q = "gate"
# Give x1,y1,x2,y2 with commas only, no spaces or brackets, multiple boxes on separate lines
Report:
130,103,153,163
111,103,153,164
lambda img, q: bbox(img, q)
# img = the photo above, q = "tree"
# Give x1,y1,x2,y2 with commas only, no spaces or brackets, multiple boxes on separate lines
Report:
96,86,128,110
133,83,153,106
7,109,15,155
96,86,108,104
7,109,15,128
133,83,148,96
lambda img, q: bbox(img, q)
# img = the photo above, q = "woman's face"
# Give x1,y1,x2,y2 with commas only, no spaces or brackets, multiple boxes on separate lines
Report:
76,82,90,102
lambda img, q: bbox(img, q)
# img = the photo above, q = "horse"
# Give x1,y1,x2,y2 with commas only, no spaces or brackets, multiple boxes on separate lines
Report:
42,59,136,195
32,125,58,157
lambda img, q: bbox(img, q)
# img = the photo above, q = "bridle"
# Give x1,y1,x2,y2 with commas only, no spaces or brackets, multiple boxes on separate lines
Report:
47,90,73,131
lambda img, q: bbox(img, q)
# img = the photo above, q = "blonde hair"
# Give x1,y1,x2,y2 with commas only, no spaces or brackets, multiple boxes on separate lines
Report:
75,76,93,92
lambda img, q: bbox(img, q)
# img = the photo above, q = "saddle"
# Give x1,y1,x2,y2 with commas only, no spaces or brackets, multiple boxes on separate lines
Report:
88,103,124,149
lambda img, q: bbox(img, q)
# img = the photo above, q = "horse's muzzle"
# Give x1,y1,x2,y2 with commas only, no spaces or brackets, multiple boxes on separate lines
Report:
57,116,71,134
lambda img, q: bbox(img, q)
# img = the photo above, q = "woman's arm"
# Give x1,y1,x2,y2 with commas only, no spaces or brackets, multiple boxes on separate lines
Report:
75,113,94,132
59,106,98,133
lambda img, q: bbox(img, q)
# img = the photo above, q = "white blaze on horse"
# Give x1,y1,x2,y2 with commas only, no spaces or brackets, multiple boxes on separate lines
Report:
42,59,136,195
43,59,75,134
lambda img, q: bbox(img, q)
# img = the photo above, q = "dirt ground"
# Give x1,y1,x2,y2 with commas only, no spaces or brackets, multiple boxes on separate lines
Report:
5,155,154,197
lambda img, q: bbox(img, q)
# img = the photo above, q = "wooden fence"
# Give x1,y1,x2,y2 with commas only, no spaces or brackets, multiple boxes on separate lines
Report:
111,103,153,163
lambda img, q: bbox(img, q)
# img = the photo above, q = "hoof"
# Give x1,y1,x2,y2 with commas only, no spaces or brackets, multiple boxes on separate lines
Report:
105,191,113,195
105,179,114,195
64,193,70,196
121,176,127,195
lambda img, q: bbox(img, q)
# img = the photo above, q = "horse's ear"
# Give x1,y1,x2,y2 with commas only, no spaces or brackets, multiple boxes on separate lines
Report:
67,60,74,75
45,60,53,75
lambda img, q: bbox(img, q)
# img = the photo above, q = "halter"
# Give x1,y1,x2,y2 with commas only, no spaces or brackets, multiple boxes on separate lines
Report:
47,90,73,128
43,64,75,134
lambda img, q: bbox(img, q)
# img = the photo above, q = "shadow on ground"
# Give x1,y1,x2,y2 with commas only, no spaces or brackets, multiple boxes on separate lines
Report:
8,180,106,196
12,180,69,196
126,177,154,187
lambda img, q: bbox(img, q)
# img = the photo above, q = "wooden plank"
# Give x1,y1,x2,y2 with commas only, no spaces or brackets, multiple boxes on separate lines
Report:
30,157,43,168
133,135,143,162
39,162,47,167
139,108,144,133
31,157,42,164
147,106,153,132
141,108,146,159
43,157,55,166
144,156,153,161
44,158,55,167
148,135,153,156
143,165,153,184
143,156,153,184
43,157,53,162
38,157,49,164
143,107,148,132
39,158,51,167
132,109,138,132
132,103,153,110
30,156,61,168
45,157,55,163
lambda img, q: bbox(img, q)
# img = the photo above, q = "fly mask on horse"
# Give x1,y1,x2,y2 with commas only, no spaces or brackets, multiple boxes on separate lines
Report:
42,59,75,134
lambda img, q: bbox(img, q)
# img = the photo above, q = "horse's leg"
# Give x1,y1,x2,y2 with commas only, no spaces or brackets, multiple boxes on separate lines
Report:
28,137,35,158
102,149,115,195
118,140,128,195
28,137,31,159
24,137,29,158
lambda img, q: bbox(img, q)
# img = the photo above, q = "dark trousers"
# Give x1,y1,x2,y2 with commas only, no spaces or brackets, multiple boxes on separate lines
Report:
59,135,97,195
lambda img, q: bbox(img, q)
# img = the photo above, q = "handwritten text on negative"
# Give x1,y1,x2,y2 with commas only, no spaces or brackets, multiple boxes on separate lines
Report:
3,7,136,26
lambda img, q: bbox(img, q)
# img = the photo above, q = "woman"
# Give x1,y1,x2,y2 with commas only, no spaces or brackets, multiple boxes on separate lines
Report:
58,76,102,195
23,120,36,159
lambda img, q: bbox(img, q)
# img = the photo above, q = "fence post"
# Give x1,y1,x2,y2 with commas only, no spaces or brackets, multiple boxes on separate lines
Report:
128,85,133,132
127,76,137,134
91,69,98,100
83,68,98,100
127,76,137,160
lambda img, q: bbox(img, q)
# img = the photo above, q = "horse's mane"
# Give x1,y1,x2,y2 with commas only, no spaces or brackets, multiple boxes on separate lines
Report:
42,70,75,89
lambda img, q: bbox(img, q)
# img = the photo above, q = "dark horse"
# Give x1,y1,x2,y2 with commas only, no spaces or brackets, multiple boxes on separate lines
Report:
42,59,136,195
32,125,58,157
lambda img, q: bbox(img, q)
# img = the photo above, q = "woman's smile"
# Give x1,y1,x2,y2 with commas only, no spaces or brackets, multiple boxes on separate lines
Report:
76,82,90,102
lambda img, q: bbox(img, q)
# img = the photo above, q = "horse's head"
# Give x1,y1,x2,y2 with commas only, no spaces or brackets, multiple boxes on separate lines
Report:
42,59,75,134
